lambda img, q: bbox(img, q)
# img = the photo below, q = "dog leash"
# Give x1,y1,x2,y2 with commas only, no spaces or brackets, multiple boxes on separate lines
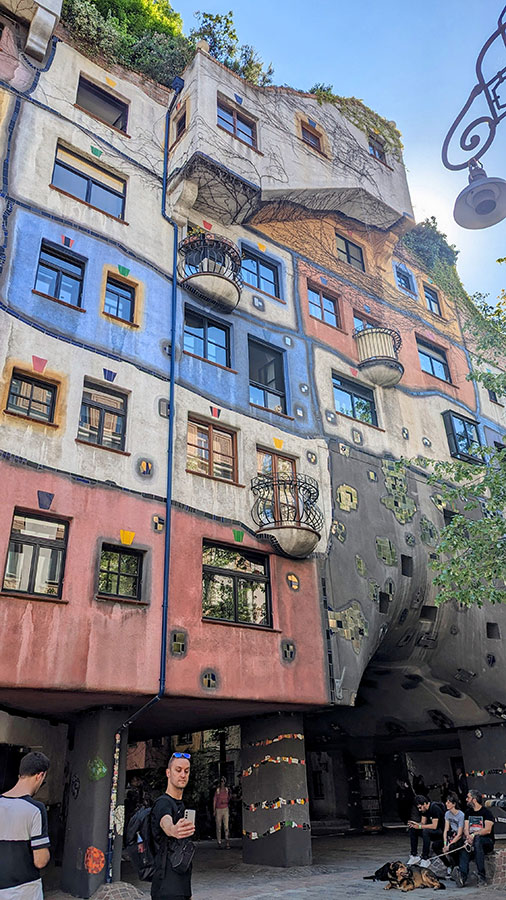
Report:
426,843,472,863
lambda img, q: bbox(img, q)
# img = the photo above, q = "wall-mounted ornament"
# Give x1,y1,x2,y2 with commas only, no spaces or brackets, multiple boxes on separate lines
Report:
402,427,409,440
103,368,117,382
286,573,300,591
105,76,116,87
331,520,346,542
398,608,408,625
137,458,153,477
202,220,212,230
257,242,266,252
299,383,309,394
431,493,447,513
375,536,398,566
87,757,107,781
234,94,243,105
32,356,47,373
364,304,371,313
283,336,293,347
113,805,125,836
355,555,367,577
61,235,74,248
232,529,244,542
252,295,265,310
70,773,80,799
338,442,350,457
350,367,358,376
420,515,438,547
367,470,378,481
381,459,416,525
90,146,103,158
120,530,135,545
117,265,130,277
328,600,368,655
281,639,296,662
37,491,54,510
306,451,317,465
405,532,416,546
152,515,165,533
336,483,358,512
325,410,336,424
307,117,317,129
351,429,363,445
320,276,328,285
158,398,170,418
368,580,379,602
295,406,304,418
422,436,432,448
273,437,284,450
209,406,221,418
84,847,105,874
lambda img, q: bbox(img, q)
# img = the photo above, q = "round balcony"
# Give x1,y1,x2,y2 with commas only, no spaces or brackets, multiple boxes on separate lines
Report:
353,326,404,387
178,232,243,312
250,473,323,558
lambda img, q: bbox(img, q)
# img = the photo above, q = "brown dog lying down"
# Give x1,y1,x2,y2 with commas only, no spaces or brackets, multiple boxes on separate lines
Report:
363,861,445,891
383,862,446,891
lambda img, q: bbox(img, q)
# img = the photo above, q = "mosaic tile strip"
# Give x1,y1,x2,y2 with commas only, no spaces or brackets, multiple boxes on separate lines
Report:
243,796,308,812
331,520,346,541
243,821,310,840
380,459,416,524
355,555,367,577
328,600,368,655
336,484,358,512
242,756,305,777
420,515,439,547
376,536,398,565
247,733,304,748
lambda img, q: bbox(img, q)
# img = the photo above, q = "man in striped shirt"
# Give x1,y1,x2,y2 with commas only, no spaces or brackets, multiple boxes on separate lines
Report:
0,752,51,900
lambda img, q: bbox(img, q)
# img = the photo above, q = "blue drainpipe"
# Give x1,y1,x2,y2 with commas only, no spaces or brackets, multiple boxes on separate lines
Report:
106,75,184,881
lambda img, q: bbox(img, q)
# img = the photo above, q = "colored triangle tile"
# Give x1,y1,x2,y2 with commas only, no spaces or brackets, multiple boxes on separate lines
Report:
273,437,284,450
32,356,47,373
105,77,116,87
202,220,212,230
91,146,103,157
37,491,54,510
257,243,266,252
210,406,221,418
120,530,135,545
103,368,117,382
117,265,130,277
61,235,74,248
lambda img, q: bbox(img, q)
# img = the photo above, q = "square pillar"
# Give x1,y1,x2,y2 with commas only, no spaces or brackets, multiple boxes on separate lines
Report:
61,709,127,898
241,713,311,866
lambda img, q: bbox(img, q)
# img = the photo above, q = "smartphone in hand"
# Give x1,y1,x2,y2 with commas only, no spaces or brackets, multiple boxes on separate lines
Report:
184,808,196,825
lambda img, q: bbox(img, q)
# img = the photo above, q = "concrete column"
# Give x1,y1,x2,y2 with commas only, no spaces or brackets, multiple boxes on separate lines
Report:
61,709,127,898
241,713,311,866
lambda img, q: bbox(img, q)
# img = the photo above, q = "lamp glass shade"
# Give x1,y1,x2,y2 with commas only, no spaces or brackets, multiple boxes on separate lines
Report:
454,175,506,229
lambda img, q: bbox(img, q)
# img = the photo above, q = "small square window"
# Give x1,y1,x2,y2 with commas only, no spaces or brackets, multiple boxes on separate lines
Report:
488,388,501,404
202,671,217,689
420,605,437,622
336,234,365,272
78,380,127,451
417,339,451,382
281,640,296,662
333,374,377,426
368,135,386,163
301,123,321,151
98,544,143,601
486,622,500,639
2,512,68,598
307,282,339,327
395,265,415,294
76,76,128,132
241,249,280,298
424,285,442,316
35,240,86,308
7,372,57,423
401,555,413,577
171,630,187,656
175,110,187,141
217,99,256,147
104,276,135,322
248,339,286,413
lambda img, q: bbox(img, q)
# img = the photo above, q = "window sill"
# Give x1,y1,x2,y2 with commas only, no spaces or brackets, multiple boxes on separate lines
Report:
300,138,329,160
250,403,294,421
308,312,347,334
3,409,59,428
334,410,385,433
336,258,366,275
73,104,131,138
368,154,394,172
183,351,237,373
202,616,280,633
216,124,263,155
102,311,139,328
32,290,86,312
96,594,148,606
420,371,456,388
75,438,130,456
243,284,285,304
185,468,244,487
169,129,187,152
0,591,67,604
49,185,128,225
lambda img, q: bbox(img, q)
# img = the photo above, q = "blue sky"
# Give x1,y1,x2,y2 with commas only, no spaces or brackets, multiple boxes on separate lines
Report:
175,0,506,303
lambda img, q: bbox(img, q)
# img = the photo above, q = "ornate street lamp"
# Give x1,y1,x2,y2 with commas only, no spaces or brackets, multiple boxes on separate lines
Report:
442,5,506,228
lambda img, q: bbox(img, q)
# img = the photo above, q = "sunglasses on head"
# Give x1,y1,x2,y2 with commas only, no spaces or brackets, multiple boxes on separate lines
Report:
172,752,191,759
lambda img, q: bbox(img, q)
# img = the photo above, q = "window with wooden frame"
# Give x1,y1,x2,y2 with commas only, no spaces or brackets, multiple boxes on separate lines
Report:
301,121,322,151
202,542,271,627
98,544,143,602
75,77,129,132
34,240,86,308
256,448,300,526
6,372,57,423
217,99,256,147
307,282,339,327
248,339,286,413
183,308,230,367
77,380,127,451
335,233,365,272
368,134,386,163
424,284,442,316
241,248,280,297
104,276,135,323
51,146,126,220
417,338,451,382
174,109,187,141
186,418,237,483
2,512,68,598
353,311,378,332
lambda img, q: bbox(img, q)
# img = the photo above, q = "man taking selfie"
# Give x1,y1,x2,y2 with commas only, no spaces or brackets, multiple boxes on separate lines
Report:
150,753,195,900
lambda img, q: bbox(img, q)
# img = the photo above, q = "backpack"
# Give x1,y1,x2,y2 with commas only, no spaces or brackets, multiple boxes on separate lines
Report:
125,805,156,881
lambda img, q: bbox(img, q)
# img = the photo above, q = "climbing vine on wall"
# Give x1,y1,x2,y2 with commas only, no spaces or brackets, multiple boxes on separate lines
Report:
309,83,403,160
400,216,468,301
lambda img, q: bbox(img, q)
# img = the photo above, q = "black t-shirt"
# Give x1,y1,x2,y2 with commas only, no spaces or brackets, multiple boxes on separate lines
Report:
150,794,191,899
426,802,445,831
465,807,495,845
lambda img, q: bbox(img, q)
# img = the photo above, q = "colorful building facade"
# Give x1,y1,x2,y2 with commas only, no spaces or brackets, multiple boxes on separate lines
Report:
0,7,505,895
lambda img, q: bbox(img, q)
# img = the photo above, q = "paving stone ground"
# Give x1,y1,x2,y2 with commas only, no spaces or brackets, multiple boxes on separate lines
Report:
45,832,503,900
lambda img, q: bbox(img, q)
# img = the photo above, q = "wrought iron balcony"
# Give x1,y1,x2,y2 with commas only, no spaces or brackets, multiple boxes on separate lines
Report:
178,232,243,312
250,473,323,558
353,326,404,387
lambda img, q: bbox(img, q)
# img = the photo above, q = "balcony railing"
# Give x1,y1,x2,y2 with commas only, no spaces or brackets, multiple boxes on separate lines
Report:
353,326,404,387
250,473,323,558
178,232,243,311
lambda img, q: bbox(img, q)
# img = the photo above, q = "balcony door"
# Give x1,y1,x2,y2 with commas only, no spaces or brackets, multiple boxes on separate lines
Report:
256,449,299,525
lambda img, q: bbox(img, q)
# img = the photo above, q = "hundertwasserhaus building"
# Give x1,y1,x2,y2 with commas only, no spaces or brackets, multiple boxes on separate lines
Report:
0,3,505,895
